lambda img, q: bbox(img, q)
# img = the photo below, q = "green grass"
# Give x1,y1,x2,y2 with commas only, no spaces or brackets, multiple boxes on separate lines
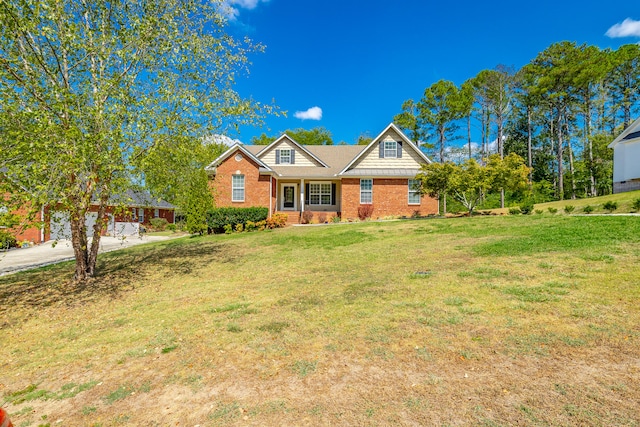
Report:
1,215,640,425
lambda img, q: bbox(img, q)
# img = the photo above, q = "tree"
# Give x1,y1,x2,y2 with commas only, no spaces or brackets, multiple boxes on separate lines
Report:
0,0,276,281
414,162,457,215
608,44,640,129
251,127,333,145
393,99,426,144
356,132,373,145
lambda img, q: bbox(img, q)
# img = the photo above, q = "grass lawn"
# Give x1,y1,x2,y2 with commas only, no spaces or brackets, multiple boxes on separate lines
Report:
1,215,639,426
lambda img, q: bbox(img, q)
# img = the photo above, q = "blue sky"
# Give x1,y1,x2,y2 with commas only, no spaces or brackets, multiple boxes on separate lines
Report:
222,0,640,146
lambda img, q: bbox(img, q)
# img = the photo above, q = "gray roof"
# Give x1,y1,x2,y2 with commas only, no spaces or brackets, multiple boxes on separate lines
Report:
108,189,175,209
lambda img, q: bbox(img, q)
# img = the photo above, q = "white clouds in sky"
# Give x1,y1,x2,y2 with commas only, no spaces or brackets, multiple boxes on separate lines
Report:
294,106,323,121
220,0,269,21
606,18,640,38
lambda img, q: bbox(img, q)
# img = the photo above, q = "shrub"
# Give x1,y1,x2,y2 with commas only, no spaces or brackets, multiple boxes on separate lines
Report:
632,198,640,212
603,201,618,213
245,220,256,232
508,207,521,215
166,223,177,231
149,217,169,231
266,213,287,229
301,211,313,224
357,204,374,220
547,207,558,214
0,230,17,250
317,213,327,223
207,207,269,233
519,202,534,215
534,209,543,215
255,220,267,231
582,205,594,214
223,224,233,234
564,205,575,214
331,215,341,223
235,223,244,233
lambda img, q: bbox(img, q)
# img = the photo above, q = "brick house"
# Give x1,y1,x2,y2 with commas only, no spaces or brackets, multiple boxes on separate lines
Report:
1,189,175,244
206,123,438,223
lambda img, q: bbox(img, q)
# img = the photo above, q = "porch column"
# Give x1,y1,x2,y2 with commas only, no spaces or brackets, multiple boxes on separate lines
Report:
300,178,305,212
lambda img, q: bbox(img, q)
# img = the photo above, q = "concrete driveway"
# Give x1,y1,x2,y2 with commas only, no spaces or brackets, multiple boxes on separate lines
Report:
0,235,174,276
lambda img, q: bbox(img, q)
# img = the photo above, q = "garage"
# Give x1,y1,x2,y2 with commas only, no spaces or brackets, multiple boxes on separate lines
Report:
49,211,98,241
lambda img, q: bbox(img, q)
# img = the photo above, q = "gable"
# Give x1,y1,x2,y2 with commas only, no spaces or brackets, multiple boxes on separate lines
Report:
609,116,640,148
258,137,325,167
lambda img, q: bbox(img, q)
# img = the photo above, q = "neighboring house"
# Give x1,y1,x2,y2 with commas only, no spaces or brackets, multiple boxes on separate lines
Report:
205,123,438,223
2,189,175,244
609,117,640,193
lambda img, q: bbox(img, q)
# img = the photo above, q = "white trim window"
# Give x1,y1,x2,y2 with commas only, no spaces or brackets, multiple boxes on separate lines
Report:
232,174,245,202
408,179,421,205
384,140,398,158
138,208,144,223
309,182,332,205
154,208,160,218
360,179,373,204
280,148,291,164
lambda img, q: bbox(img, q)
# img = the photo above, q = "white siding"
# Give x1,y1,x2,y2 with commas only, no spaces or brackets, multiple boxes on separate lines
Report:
351,132,424,169
259,139,323,167
614,139,640,182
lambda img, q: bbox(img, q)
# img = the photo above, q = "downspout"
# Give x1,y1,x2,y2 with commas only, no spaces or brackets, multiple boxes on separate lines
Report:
40,204,46,243
269,175,273,218
300,178,305,213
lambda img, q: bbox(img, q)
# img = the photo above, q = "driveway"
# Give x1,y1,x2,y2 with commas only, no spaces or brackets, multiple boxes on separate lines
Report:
0,235,175,276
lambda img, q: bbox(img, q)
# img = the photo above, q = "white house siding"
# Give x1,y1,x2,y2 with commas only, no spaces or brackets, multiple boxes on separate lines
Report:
259,138,323,167
613,139,640,182
352,137,424,169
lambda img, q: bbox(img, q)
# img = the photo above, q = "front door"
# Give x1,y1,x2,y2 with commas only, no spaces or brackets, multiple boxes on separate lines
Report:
282,185,296,210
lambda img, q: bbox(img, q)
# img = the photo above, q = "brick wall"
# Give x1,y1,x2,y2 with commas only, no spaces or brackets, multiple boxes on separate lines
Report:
341,178,438,220
210,151,272,210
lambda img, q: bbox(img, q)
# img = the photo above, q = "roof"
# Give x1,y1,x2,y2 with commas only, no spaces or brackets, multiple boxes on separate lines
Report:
108,189,175,209
256,134,329,168
608,117,640,148
205,144,272,173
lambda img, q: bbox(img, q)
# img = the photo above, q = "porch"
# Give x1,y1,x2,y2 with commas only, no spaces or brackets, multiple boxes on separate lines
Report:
274,210,341,225
273,179,341,224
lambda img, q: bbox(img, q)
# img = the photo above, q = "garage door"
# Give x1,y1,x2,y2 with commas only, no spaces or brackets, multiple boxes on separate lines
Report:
50,211,98,241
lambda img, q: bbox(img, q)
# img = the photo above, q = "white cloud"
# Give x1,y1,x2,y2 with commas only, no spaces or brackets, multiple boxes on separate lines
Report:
202,134,243,147
606,18,640,38
220,0,269,21
294,106,323,121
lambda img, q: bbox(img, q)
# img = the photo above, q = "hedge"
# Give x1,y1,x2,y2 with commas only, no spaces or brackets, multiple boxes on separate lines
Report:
207,207,269,232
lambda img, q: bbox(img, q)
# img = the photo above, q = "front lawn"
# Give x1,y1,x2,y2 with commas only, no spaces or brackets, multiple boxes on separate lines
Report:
1,216,639,426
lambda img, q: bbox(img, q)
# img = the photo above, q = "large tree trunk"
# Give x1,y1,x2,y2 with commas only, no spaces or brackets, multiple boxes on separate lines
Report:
70,206,91,281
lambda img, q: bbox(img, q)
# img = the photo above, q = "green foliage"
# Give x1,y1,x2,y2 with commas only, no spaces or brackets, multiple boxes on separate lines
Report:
149,217,169,231
564,205,575,214
535,209,543,215
251,127,333,145
0,229,17,250
548,207,558,214
509,207,521,215
603,201,618,213
184,169,214,235
582,205,594,214
519,202,534,215
207,207,268,232
633,198,640,212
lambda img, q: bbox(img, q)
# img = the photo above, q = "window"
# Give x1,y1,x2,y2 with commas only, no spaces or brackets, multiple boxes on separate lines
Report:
384,140,397,158
280,148,291,164
138,208,144,223
408,179,421,205
232,174,245,202
360,179,372,204
154,209,159,218
309,182,332,205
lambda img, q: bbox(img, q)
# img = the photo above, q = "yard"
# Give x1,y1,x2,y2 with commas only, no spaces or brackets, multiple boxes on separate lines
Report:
1,215,639,426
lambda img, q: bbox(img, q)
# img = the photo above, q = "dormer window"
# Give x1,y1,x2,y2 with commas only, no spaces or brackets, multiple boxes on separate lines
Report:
275,148,295,164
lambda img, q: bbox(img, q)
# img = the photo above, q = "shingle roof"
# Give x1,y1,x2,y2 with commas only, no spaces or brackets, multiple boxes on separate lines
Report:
108,189,175,209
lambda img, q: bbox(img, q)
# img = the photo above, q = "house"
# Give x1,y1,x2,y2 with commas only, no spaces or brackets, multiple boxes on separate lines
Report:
2,189,175,244
609,117,640,193
205,123,438,223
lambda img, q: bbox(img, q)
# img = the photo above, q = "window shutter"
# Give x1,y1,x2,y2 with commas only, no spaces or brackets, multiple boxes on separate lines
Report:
397,141,403,158
275,149,280,164
379,141,384,158
305,183,310,205
331,183,336,205
291,150,295,164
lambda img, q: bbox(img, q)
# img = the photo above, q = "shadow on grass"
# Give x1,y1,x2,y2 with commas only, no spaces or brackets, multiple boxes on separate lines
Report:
0,238,235,327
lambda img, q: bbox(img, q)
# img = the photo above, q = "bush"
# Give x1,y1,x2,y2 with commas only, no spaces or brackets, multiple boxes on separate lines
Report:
632,198,640,212
547,207,558,214
245,220,256,232
317,213,327,223
519,202,534,215
149,217,169,231
582,205,594,214
534,209,543,215
603,201,618,213
166,223,176,231
266,213,287,229
357,204,374,220
508,207,521,215
0,230,17,250
301,211,313,224
564,205,575,214
331,215,341,223
207,207,269,233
